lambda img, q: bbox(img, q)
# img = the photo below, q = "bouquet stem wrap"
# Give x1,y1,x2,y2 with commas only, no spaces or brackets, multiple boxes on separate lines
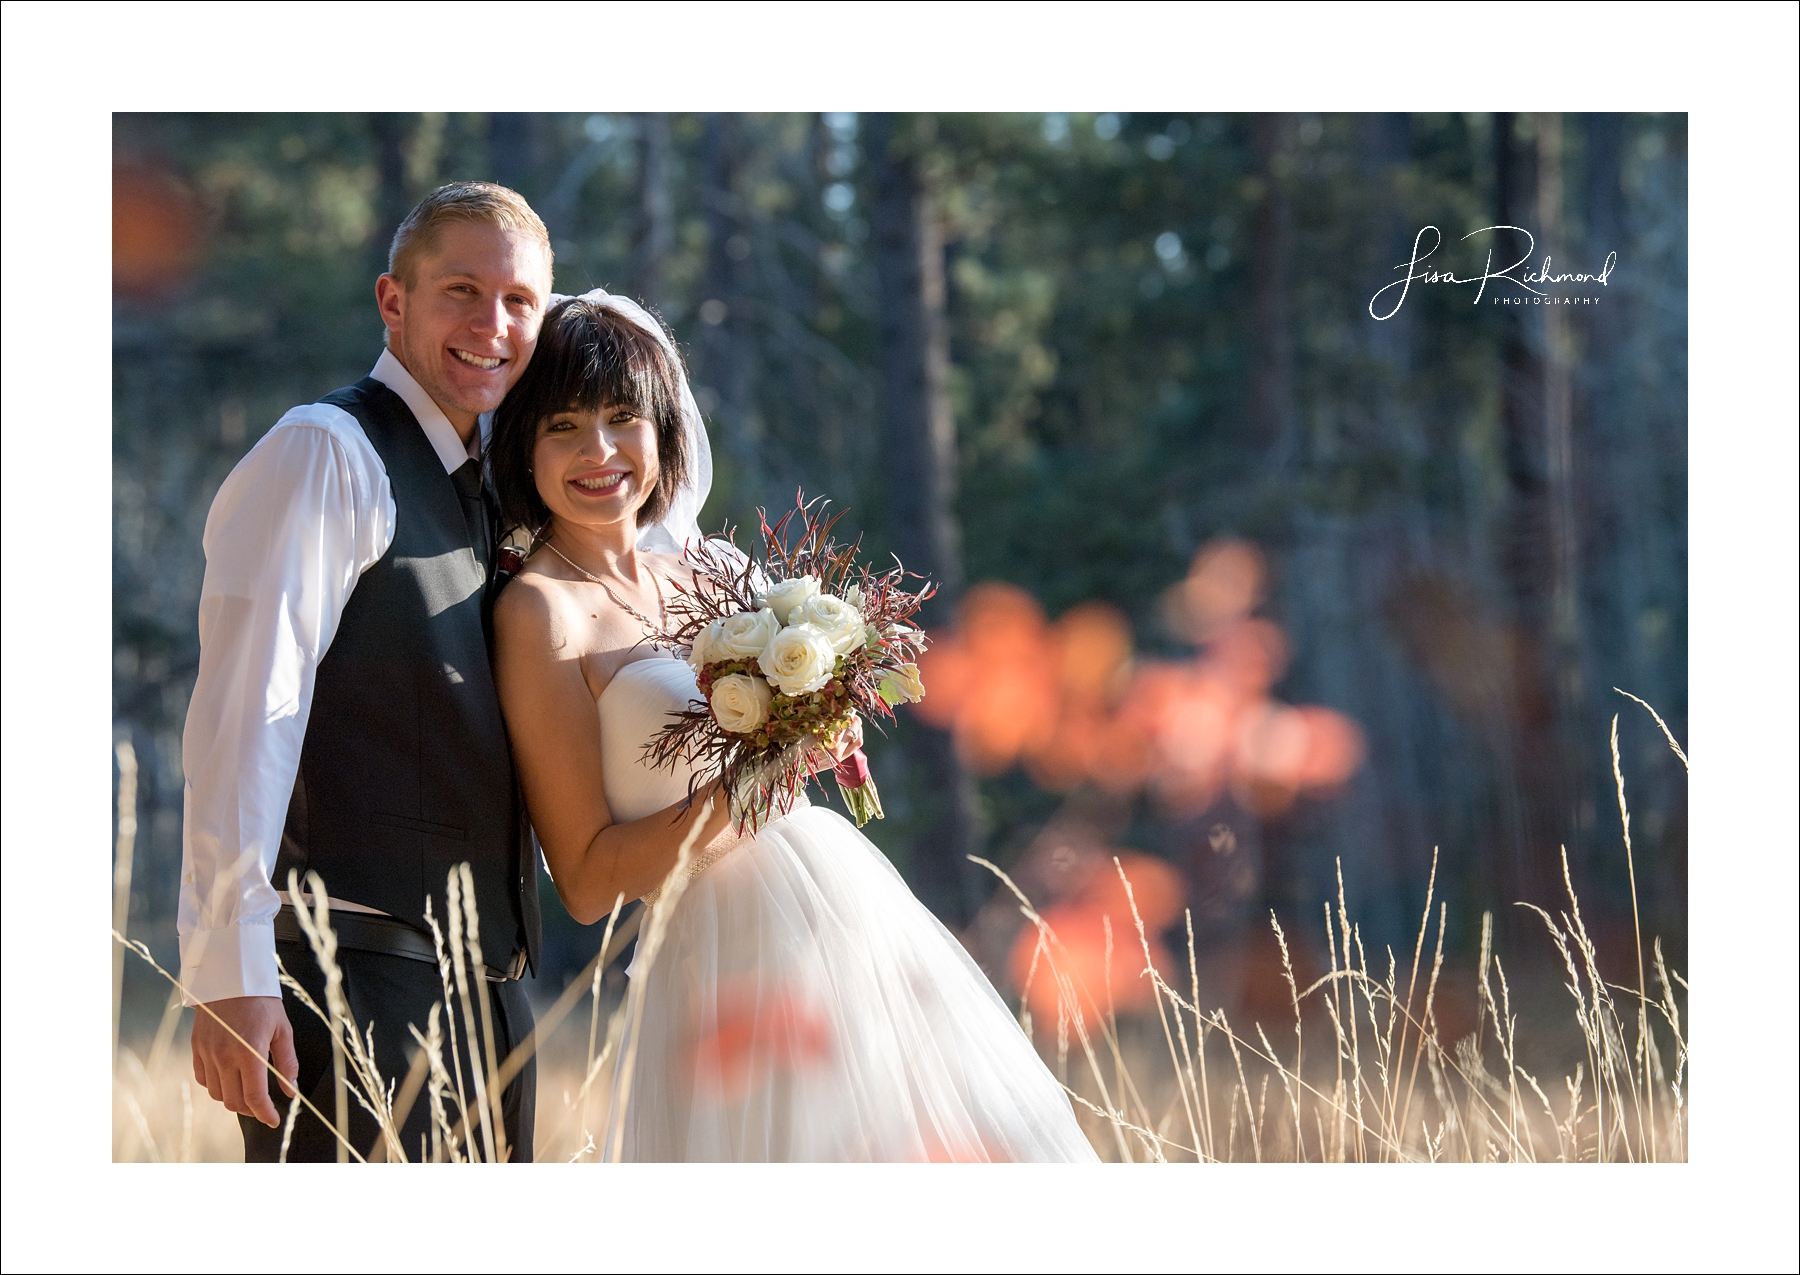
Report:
833,747,884,827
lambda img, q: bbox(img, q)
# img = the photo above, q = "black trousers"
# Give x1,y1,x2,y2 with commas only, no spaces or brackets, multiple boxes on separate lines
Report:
240,936,535,1163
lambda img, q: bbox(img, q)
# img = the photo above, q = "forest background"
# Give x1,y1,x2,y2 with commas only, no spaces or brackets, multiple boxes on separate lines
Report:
111,111,1687,1036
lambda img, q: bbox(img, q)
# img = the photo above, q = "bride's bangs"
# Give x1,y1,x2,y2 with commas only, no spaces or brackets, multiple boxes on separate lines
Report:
536,301,676,426
575,310,676,423
488,296,691,531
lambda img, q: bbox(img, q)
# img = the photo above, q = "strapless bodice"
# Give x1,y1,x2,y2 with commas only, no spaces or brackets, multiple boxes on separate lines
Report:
597,658,709,823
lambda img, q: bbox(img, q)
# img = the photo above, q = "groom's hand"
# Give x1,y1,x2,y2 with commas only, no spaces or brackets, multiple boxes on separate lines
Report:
191,996,299,1128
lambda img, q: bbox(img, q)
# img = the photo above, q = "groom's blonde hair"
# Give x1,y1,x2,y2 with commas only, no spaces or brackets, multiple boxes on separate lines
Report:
387,181,552,287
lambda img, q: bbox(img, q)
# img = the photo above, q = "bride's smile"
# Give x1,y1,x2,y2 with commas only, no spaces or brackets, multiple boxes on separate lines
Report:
570,468,628,493
535,404,658,532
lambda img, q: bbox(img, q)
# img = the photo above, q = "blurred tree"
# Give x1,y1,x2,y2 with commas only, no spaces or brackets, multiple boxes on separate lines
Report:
1248,113,1297,462
488,112,540,200
369,113,409,273
1490,112,1585,916
632,113,673,309
699,112,760,509
868,112,981,921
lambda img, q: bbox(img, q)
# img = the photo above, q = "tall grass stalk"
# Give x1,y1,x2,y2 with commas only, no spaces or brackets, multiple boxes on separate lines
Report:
1610,713,1655,1160
111,739,138,1069
606,796,712,1163
444,868,497,1163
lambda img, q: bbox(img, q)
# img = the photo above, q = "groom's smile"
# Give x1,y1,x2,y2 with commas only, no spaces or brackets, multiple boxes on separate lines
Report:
451,348,505,371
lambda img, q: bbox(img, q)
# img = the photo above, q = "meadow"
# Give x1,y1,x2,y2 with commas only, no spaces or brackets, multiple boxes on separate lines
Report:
112,700,1687,1164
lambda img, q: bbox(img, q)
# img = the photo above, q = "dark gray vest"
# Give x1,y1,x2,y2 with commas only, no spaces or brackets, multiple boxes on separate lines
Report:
277,377,539,975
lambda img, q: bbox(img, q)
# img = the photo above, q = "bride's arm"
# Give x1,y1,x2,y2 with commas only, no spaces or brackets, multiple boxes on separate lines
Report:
493,576,734,925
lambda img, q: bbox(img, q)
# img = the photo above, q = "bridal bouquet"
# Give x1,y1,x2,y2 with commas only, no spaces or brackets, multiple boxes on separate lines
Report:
646,497,933,832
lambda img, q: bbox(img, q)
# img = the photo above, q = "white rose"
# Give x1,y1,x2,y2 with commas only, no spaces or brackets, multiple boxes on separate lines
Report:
709,673,774,734
757,623,839,696
799,593,867,656
688,618,724,669
756,576,820,626
715,608,780,661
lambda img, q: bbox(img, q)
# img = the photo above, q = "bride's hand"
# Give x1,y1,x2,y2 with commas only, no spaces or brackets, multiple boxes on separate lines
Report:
808,715,864,773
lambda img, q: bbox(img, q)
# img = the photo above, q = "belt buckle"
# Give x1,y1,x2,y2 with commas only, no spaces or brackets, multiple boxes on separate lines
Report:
487,949,527,982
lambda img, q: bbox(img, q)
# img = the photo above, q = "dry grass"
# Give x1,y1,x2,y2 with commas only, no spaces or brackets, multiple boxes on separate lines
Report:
112,701,1687,1163
983,837,1686,1162
987,701,1689,1163
113,988,244,1163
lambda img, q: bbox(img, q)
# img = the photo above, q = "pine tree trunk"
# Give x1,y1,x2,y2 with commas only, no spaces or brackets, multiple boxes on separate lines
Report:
488,112,537,198
1247,114,1297,462
1577,113,1635,710
370,114,410,275
699,113,759,509
1493,111,1574,909
1535,113,1597,882
867,112,979,924
633,113,673,310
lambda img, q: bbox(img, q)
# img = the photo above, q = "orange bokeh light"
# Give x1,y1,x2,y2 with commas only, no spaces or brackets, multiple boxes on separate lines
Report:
1008,852,1184,1022
1163,538,1267,643
690,982,833,1105
915,538,1364,815
1053,601,1133,699
1202,617,1289,698
114,165,203,297
916,583,1062,775
1232,703,1366,815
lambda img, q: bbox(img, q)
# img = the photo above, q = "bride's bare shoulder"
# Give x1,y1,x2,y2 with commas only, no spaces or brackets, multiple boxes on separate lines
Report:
494,565,585,655
650,549,706,591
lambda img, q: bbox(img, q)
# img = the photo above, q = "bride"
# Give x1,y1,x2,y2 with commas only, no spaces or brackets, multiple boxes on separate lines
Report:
489,290,1096,1162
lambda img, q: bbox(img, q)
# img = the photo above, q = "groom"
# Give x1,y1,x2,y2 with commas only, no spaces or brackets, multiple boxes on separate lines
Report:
179,182,552,1161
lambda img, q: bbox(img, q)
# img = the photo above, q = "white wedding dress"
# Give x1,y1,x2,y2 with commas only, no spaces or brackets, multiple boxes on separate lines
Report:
596,657,1098,1162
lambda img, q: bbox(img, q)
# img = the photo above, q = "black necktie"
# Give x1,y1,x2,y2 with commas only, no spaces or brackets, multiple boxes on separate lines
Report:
451,459,493,568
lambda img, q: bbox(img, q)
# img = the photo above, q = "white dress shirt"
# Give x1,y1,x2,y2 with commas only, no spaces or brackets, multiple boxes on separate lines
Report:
177,349,489,1005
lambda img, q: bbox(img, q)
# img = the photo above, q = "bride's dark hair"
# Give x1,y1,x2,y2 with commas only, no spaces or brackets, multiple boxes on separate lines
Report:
489,297,690,532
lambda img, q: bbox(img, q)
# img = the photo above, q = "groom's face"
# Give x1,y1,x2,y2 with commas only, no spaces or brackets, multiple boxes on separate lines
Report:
377,221,552,426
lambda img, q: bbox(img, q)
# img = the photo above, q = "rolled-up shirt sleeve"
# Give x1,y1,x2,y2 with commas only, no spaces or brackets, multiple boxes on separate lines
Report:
177,406,392,1004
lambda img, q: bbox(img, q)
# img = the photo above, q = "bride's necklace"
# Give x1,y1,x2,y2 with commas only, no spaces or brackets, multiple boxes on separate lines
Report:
540,535,669,636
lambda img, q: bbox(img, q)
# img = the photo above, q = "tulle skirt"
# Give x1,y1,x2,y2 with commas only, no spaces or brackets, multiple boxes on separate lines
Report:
605,804,1099,1162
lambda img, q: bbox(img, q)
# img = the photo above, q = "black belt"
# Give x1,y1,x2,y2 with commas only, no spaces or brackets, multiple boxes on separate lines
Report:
274,905,524,983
